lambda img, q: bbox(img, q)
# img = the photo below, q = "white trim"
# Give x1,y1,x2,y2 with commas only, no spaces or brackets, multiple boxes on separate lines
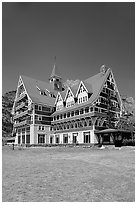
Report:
55,92,63,105
38,105,42,111
12,76,32,115
90,68,111,105
64,87,74,101
75,81,88,97
110,71,123,113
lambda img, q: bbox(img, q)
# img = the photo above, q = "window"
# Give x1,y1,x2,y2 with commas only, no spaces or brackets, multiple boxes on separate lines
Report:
63,134,68,143
22,128,25,134
73,133,78,143
38,134,45,144
66,101,74,108
18,136,21,144
67,112,70,118
71,111,74,117
39,126,41,130
38,116,42,121
57,105,62,111
22,135,25,144
26,127,30,132
26,135,30,144
55,135,59,144
42,126,45,131
84,121,87,127
84,132,90,143
38,105,42,111
80,109,84,114
85,107,89,113
95,107,98,112
89,120,92,126
75,110,79,115
50,136,53,144
64,113,66,118
40,91,46,96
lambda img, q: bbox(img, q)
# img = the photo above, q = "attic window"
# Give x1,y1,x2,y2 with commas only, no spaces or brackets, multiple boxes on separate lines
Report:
40,91,47,96
50,93,55,98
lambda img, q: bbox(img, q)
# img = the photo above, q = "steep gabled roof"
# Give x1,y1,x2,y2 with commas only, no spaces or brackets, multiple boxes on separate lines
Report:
60,89,68,100
84,68,111,103
70,80,81,96
64,86,75,101
55,91,63,105
82,81,93,93
52,68,112,115
21,75,57,106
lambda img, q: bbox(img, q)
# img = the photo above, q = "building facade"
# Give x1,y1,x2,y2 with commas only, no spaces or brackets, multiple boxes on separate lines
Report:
12,64,123,145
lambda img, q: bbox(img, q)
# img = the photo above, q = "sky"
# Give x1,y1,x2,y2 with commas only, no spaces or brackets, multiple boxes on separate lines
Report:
2,2,135,97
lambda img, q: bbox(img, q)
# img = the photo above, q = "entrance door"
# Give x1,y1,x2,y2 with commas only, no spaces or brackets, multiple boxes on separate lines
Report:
73,133,78,143
50,136,53,144
83,132,90,143
38,134,45,144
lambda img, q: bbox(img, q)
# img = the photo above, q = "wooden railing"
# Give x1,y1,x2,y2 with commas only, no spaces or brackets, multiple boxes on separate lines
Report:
15,92,26,102
15,102,28,111
13,110,29,120
13,120,32,127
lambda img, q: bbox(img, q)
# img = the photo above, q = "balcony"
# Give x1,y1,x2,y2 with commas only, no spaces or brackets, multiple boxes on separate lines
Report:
15,102,28,111
16,92,26,102
35,120,51,125
13,120,31,128
13,110,29,120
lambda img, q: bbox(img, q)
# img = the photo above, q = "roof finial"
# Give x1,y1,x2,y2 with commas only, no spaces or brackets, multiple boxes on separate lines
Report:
49,56,62,80
54,56,56,65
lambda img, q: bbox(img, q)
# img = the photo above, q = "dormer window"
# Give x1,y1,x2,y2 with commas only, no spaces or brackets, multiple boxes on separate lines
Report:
76,81,89,105
65,87,75,108
40,91,47,96
50,93,55,98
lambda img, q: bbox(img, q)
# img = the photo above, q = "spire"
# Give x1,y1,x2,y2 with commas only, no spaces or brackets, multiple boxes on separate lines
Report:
50,56,62,79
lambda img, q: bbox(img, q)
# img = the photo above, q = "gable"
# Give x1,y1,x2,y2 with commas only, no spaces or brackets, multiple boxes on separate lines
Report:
55,92,63,105
12,76,32,114
64,87,74,101
95,70,122,113
76,81,88,97
18,76,23,87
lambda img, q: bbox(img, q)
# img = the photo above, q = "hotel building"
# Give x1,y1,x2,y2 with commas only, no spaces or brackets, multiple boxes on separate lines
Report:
12,64,123,145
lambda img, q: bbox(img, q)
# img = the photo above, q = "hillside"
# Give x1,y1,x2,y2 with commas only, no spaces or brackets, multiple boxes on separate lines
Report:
2,91,16,137
121,96,135,122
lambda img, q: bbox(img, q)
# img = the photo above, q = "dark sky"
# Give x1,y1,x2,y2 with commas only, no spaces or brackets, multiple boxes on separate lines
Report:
2,2,135,97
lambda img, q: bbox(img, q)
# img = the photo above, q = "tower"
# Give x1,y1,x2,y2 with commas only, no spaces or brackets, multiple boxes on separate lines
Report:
49,60,62,91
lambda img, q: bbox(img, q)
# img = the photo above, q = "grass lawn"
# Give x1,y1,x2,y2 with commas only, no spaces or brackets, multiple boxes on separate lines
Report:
2,145,135,202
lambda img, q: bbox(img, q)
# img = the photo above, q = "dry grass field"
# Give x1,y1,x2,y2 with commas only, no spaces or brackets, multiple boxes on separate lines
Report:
2,145,135,202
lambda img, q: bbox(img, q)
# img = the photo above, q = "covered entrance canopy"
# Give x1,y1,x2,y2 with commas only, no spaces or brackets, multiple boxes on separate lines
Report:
95,129,132,146
95,129,131,134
